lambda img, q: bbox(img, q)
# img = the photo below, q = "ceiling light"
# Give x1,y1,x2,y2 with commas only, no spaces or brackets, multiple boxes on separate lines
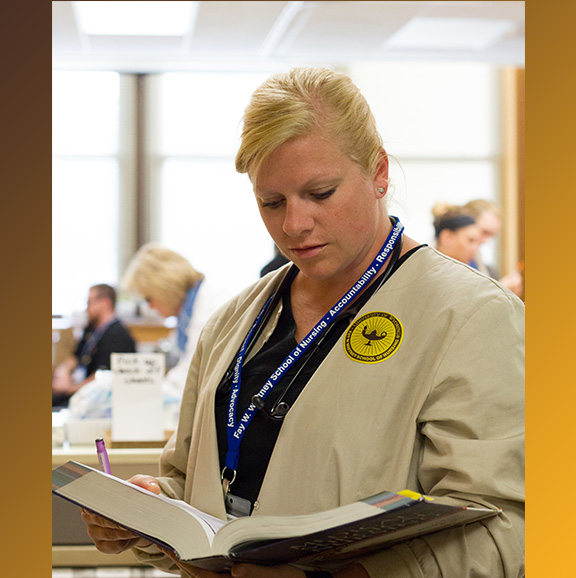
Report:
385,17,517,52
73,1,196,36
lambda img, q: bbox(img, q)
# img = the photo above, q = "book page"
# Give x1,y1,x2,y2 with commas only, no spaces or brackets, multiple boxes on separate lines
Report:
54,463,223,556
168,498,228,536
211,502,377,554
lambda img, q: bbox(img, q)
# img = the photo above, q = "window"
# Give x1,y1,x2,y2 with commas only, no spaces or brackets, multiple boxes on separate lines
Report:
52,71,124,315
52,64,504,316
348,62,501,261
148,71,276,295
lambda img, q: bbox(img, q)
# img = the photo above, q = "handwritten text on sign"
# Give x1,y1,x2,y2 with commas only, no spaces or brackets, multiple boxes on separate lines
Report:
111,353,165,441
113,353,165,384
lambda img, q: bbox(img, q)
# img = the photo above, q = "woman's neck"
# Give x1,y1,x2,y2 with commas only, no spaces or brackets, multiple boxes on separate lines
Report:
288,227,420,341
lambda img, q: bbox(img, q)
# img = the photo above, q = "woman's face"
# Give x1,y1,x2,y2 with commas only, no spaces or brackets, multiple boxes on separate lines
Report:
475,209,501,244
252,131,389,286
439,225,482,264
145,296,178,318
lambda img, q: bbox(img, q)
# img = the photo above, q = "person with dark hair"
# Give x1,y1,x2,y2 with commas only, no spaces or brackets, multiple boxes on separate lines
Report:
431,203,482,265
52,283,136,407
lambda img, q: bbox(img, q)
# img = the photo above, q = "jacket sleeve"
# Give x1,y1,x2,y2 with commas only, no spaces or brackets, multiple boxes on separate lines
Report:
357,292,525,577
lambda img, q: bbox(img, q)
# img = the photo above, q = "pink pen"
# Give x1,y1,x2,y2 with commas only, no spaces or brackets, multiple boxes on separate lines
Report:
95,438,112,474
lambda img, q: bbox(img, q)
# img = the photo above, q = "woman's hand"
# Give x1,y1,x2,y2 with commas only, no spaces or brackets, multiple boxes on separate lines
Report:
80,474,162,554
81,474,368,578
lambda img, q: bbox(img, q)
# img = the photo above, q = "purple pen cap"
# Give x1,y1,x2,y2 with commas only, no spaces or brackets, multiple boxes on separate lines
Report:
95,437,111,474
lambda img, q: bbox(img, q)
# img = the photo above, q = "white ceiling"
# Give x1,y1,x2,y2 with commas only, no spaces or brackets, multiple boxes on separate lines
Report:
52,1,525,72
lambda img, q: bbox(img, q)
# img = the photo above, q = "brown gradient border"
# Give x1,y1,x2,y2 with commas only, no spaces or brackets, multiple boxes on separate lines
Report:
3,1,52,576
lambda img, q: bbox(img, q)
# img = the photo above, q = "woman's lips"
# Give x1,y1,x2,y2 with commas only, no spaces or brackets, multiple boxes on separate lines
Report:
290,244,325,259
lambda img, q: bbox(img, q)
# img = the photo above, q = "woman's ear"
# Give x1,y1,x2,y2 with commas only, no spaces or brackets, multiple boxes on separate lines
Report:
375,149,389,197
437,229,453,250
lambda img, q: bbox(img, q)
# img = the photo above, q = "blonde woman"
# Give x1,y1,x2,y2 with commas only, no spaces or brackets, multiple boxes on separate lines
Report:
122,243,228,398
83,68,524,578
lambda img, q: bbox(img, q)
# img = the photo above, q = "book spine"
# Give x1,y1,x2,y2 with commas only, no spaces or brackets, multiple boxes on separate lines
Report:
230,502,461,566
291,507,487,569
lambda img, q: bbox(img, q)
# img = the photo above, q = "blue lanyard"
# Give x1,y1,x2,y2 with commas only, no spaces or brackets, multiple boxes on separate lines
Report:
78,317,117,364
177,281,202,352
223,218,404,490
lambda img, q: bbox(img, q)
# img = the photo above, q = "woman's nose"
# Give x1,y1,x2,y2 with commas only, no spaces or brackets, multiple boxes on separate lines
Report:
282,199,313,237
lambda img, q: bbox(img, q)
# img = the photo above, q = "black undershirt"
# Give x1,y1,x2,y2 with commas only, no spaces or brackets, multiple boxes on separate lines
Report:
214,245,425,511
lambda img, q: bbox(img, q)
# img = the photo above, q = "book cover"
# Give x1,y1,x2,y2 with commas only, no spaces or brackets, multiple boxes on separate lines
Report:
52,461,499,572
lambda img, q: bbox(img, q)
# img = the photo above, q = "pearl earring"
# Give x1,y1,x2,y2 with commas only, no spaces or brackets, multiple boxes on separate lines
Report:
378,187,385,194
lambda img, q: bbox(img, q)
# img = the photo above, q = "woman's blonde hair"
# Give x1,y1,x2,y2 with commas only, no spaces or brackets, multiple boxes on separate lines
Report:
121,243,204,312
235,67,384,180
464,199,502,219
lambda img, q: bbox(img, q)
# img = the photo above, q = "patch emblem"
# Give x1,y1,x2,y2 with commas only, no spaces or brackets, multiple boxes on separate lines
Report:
344,312,403,364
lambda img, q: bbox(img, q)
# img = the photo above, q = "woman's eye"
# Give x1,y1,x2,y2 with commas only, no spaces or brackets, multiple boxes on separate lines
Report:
313,188,336,200
260,199,284,209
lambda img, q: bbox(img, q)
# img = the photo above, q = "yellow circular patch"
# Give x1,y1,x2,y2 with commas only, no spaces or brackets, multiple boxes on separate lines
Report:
344,312,403,364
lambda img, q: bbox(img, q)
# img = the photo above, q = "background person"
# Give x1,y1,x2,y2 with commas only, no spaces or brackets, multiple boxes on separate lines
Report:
464,198,524,297
121,243,229,400
431,202,482,265
464,199,503,268
52,283,136,408
81,67,524,578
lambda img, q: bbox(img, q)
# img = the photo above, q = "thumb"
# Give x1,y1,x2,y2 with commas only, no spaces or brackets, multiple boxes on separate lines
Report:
129,474,162,494
145,479,162,494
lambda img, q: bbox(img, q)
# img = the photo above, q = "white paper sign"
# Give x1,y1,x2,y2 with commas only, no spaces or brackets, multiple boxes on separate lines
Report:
111,353,165,441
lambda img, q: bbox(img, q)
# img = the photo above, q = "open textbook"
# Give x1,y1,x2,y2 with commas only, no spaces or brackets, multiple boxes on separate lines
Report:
52,461,500,572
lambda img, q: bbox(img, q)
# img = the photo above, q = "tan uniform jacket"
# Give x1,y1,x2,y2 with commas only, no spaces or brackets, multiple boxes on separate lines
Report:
135,247,525,577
